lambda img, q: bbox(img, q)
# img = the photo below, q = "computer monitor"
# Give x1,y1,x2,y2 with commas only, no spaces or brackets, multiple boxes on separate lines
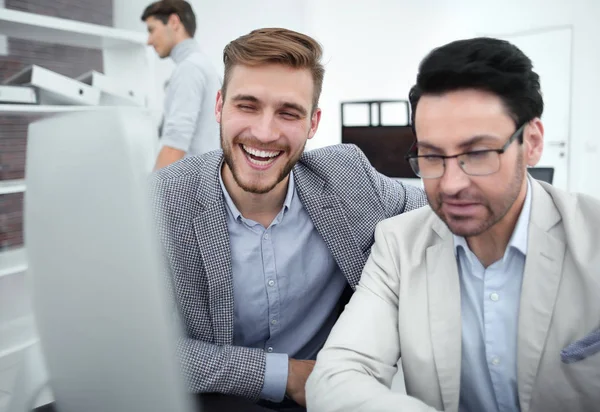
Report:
23,109,195,412
528,167,555,184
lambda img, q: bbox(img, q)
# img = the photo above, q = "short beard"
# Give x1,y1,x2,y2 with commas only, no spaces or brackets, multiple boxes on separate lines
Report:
431,152,526,237
221,127,306,194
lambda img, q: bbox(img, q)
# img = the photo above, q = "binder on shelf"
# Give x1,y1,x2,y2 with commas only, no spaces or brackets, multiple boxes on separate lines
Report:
4,65,100,106
77,70,145,107
0,85,37,104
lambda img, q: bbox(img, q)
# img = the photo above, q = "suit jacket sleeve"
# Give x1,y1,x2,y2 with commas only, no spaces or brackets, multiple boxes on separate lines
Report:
305,223,441,412
352,144,428,218
176,336,268,399
149,174,268,400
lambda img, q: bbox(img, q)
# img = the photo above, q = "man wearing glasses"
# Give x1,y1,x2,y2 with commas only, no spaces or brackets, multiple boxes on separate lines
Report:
306,37,600,412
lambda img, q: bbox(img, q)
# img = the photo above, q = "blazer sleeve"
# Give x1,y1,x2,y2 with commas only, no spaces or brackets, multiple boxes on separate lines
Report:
352,144,428,218
305,223,441,412
176,337,268,400
148,173,268,400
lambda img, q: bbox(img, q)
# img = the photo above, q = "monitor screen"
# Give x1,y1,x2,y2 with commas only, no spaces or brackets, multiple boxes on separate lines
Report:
528,167,554,184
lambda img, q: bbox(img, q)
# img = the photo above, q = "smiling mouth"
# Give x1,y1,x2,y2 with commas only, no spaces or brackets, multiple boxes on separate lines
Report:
240,144,283,166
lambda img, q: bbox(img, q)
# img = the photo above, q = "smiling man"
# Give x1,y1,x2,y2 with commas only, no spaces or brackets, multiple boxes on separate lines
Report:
306,37,600,412
150,28,427,412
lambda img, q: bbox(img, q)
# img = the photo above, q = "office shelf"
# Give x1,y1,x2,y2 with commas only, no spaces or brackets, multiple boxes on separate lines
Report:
0,248,27,279
0,8,159,375
0,316,37,359
0,8,146,50
0,179,25,195
0,104,156,118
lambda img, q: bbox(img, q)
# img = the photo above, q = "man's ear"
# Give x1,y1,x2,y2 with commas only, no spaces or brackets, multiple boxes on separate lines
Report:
215,89,224,123
524,118,544,166
167,13,181,30
307,108,322,140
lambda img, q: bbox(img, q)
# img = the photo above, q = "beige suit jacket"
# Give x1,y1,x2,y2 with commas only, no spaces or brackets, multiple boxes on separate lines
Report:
306,180,600,412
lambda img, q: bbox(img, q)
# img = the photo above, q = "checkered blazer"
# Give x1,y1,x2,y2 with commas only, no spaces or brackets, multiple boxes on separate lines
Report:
150,143,428,400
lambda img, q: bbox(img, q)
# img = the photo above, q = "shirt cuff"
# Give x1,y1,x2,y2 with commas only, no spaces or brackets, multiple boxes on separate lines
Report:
260,352,289,402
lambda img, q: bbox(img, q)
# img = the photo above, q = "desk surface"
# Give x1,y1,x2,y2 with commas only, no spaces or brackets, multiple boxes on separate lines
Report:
33,393,283,412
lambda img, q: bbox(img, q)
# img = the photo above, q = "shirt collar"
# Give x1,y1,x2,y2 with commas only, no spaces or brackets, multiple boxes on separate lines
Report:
218,163,295,221
454,177,532,257
170,38,196,64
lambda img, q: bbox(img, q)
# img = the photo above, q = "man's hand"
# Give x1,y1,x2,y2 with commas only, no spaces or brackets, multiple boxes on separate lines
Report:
285,359,315,407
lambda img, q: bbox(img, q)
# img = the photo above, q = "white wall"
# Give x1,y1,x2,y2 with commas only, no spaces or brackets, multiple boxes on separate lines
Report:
305,0,600,197
192,0,308,75
113,0,600,198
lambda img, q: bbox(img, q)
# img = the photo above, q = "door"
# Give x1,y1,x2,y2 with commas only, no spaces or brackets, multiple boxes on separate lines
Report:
494,27,572,190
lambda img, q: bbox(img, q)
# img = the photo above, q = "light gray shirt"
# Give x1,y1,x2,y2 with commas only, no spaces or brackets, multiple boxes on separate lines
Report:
161,39,221,156
456,178,532,412
219,169,347,402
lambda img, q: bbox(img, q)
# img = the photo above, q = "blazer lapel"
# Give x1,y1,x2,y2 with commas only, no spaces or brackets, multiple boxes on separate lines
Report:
517,181,565,412
293,163,366,287
427,219,462,412
193,155,235,345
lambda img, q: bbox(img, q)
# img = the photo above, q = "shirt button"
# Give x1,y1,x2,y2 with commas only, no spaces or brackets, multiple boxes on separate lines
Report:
491,356,500,365
490,292,500,302
263,233,270,240
271,319,277,325
268,280,275,287
267,347,273,353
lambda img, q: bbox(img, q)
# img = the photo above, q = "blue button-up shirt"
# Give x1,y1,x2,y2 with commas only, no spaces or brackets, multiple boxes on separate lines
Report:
456,179,532,412
219,169,347,402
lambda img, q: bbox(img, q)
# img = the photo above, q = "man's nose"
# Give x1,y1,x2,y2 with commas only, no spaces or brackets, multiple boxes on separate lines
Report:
251,113,280,143
439,157,470,196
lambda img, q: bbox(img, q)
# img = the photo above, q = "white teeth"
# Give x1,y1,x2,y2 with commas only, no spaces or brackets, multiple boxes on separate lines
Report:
242,145,281,158
248,156,276,166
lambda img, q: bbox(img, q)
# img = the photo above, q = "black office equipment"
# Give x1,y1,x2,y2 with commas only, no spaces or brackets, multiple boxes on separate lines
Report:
528,167,554,184
341,100,417,178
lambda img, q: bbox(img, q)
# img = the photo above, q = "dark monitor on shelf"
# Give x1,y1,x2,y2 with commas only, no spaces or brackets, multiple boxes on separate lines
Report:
341,100,417,178
341,125,417,178
528,167,554,184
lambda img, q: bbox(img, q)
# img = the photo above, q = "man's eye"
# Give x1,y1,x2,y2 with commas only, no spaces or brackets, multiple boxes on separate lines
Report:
422,156,442,164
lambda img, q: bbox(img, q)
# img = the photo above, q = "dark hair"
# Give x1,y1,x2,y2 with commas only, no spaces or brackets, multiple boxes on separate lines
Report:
409,37,543,132
222,28,325,111
141,0,196,38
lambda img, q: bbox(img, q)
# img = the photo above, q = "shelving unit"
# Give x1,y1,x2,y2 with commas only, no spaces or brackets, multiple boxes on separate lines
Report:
0,8,161,404
0,247,27,278
0,104,158,117
0,316,36,359
0,8,146,49
0,179,26,195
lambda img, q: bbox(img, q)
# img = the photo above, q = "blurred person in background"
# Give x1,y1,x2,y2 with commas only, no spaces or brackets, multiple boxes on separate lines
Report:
142,0,221,169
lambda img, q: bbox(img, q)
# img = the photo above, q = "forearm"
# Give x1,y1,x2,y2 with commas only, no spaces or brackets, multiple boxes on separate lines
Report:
154,146,186,170
177,337,268,400
306,368,441,412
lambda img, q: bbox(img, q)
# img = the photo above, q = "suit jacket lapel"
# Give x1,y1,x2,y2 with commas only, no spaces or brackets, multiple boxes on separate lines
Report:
427,219,462,412
517,181,565,412
294,163,366,287
193,154,235,345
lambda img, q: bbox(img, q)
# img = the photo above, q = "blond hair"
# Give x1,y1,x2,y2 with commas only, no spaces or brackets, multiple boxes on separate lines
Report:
222,28,325,110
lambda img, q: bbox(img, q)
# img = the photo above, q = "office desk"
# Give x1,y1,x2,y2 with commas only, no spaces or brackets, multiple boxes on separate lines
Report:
33,393,280,412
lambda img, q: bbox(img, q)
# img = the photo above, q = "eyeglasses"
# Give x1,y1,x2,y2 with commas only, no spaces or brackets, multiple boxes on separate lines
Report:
405,124,525,179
